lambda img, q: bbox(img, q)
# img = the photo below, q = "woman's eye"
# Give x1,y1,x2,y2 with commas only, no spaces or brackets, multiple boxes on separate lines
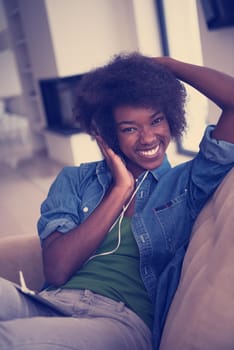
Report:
152,115,164,125
121,127,137,133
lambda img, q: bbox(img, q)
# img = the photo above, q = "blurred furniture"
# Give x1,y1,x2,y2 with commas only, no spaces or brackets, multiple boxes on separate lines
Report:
0,235,44,291
0,100,32,167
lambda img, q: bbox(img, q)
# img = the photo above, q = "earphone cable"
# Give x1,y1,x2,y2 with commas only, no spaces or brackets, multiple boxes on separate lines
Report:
86,170,149,263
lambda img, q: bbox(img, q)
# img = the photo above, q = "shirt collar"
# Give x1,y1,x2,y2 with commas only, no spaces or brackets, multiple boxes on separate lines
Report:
96,160,112,188
148,155,171,182
96,155,171,183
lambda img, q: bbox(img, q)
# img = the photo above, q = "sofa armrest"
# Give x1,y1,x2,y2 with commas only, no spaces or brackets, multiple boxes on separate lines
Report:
0,235,44,291
160,167,234,350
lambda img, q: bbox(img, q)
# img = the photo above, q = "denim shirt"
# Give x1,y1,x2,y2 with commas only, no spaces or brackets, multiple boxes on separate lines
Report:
38,126,234,349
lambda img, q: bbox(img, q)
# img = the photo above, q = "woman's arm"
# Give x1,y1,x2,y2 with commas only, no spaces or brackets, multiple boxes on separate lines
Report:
154,57,234,143
42,140,134,287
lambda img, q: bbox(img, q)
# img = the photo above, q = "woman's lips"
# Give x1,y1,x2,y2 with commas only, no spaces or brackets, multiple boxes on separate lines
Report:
137,144,160,158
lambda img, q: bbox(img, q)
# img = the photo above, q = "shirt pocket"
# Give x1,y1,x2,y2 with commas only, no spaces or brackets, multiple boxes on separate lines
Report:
152,188,190,252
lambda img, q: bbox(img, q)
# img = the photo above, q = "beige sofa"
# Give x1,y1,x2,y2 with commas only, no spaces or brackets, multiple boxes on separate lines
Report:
0,168,233,349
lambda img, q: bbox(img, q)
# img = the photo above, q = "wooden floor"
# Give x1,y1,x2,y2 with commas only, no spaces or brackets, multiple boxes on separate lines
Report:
0,143,191,239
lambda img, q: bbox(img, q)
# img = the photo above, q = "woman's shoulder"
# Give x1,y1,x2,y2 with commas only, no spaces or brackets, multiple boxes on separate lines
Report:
57,159,107,183
47,159,107,196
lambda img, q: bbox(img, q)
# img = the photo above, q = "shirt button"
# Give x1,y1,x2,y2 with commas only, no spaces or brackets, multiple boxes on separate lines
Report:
83,206,89,213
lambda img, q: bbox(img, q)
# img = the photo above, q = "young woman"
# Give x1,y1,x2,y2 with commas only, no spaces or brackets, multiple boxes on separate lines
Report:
0,53,234,350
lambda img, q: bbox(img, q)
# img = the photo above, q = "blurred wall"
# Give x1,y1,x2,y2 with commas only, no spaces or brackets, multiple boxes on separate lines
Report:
197,0,234,124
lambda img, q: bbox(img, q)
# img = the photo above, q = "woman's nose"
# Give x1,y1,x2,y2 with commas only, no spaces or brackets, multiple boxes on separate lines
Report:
139,127,156,144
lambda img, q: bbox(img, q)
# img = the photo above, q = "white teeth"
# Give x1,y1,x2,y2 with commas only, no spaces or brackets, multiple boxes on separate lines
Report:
139,144,159,156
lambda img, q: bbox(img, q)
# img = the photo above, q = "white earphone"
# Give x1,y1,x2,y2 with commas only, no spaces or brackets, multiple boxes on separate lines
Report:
86,170,149,263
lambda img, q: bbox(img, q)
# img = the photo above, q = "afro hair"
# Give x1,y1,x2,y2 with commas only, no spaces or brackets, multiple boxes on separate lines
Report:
75,52,187,151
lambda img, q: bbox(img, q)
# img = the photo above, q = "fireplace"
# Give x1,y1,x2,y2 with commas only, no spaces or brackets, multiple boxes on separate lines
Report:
39,73,84,135
39,73,102,165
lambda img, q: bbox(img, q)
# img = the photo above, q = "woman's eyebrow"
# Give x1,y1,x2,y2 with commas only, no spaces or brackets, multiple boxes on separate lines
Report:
116,111,162,126
116,120,135,126
150,111,162,119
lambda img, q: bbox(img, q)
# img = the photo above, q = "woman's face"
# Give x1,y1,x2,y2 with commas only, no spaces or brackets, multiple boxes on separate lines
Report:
114,105,171,177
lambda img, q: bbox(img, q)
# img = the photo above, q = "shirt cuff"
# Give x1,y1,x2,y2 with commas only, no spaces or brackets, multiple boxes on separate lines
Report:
39,218,77,242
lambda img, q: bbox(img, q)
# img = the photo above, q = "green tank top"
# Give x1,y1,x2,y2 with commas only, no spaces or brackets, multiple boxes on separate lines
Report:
61,216,153,330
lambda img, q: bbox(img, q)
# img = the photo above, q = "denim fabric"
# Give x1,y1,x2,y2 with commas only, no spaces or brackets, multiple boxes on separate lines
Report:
0,278,152,350
38,126,234,349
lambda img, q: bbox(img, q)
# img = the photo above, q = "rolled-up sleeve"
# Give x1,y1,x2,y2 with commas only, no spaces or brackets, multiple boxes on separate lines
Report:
200,125,234,164
37,167,82,242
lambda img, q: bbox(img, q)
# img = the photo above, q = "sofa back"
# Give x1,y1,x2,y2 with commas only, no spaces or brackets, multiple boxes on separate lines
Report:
159,167,234,350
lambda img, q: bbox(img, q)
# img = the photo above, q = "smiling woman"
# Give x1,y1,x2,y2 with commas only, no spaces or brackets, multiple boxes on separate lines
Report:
0,52,234,350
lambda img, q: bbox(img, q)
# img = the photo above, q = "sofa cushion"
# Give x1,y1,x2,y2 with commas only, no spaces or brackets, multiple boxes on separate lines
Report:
0,235,44,291
159,168,234,350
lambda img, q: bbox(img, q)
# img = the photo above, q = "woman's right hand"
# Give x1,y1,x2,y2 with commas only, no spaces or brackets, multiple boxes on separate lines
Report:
95,135,135,195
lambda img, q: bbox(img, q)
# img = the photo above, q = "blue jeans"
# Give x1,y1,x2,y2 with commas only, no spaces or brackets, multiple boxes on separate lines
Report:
0,277,152,350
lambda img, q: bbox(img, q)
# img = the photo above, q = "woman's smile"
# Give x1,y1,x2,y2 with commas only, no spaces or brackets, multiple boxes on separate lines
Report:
136,143,160,158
